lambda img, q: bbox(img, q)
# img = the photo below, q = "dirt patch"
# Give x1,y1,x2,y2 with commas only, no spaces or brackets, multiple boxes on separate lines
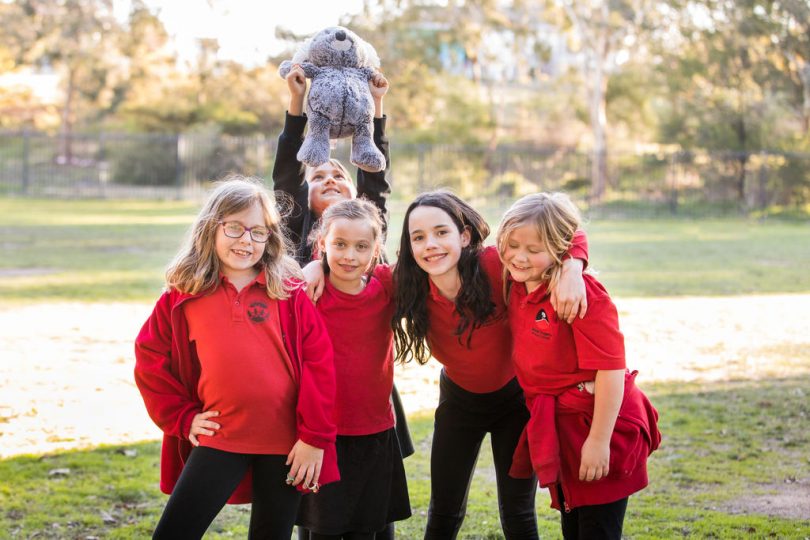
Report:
721,480,810,519
0,294,809,459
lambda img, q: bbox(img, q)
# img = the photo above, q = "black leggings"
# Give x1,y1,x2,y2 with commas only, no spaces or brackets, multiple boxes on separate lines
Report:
424,372,539,540
557,486,628,540
153,446,301,540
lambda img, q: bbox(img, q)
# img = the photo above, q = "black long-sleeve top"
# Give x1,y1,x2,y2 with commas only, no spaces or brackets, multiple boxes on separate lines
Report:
272,112,391,265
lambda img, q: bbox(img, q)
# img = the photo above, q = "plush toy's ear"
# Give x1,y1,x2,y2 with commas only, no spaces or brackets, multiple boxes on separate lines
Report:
356,37,380,69
291,38,313,64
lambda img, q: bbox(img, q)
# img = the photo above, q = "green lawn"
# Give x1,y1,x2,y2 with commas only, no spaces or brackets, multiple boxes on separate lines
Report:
1,197,809,302
1,197,809,538
2,377,809,539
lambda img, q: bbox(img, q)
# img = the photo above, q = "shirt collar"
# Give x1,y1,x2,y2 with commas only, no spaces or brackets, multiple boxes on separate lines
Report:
218,267,266,289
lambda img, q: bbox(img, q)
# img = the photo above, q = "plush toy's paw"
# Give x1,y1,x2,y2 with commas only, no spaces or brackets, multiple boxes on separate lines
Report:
351,142,385,173
278,60,293,78
298,137,331,168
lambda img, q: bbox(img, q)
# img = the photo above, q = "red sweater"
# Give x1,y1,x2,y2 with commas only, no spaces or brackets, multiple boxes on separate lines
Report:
508,275,661,510
134,281,338,504
426,231,588,394
316,264,396,435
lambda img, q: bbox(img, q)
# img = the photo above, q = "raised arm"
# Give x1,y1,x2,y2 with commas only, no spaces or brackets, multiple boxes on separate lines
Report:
272,65,310,246
356,72,391,234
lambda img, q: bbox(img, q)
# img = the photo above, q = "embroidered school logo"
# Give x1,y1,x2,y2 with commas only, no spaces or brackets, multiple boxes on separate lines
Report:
247,301,269,323
531,308,552,339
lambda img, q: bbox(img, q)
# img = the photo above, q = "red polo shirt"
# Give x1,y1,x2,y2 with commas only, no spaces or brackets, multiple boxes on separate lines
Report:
316,264,395,435
508,273,626,396
425,231,589,394
425,246,514,393
184,272,298,454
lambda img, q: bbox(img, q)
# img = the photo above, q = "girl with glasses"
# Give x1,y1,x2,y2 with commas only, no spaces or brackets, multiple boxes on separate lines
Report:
135,176,338,539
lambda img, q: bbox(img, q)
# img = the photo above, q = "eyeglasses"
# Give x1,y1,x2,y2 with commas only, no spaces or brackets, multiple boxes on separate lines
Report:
218,221,270,243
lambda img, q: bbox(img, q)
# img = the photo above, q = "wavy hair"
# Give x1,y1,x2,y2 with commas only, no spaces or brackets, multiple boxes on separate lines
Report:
495,192,581,300
391,190,495,364
309,197,385,275
165,175,302,298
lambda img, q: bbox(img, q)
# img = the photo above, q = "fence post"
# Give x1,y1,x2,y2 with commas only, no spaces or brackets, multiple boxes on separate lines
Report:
21,129,30,195
417,144,425,192
668,152,678,215
174,133,183,199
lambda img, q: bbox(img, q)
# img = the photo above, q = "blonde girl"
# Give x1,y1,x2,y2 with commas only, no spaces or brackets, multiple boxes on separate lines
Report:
135,176,338,539
296,198,411,539
496,192,660,540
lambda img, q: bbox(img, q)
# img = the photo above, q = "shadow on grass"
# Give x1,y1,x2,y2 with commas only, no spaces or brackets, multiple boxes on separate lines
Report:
2,378,809,539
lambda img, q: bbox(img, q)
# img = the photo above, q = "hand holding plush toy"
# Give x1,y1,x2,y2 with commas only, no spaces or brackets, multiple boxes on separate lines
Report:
279,27,386,173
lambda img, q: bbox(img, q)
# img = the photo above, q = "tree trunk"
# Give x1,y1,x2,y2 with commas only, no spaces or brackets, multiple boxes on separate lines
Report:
799,62,810,135
60,68,76,163
589,34,609,202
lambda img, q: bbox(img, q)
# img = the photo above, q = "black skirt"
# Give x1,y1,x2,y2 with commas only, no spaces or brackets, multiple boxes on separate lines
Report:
296,428,411,534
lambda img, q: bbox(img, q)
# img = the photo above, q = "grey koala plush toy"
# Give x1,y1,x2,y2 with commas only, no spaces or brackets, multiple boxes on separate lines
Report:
279,27,385,173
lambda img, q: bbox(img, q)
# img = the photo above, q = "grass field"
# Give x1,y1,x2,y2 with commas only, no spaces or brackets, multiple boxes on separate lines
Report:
2,377,809,538
1,198,809,302
1,197,809,538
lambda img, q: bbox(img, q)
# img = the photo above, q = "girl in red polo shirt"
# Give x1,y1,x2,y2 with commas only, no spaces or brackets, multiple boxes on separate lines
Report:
496,192,661,540
134,176,338,539
390,190,589,540
296,198,411,539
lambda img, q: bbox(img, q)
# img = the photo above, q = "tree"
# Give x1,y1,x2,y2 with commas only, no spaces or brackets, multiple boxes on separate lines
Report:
547,0,649,201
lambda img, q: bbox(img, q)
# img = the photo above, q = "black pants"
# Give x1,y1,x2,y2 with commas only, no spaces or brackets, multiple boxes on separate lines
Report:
424,371,539,540
153,446,301,540
557,486,628,540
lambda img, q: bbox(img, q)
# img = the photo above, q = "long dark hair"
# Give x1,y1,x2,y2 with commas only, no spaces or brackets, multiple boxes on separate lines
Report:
391,190,495,364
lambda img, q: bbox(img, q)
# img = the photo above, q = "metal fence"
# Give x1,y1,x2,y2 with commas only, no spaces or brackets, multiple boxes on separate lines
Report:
1,130,808,216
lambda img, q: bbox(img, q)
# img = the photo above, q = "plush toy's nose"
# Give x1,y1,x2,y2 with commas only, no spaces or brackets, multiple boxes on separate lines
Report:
335,30,347,41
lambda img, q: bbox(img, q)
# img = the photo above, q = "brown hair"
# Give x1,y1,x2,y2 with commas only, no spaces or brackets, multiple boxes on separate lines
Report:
309,197,385,275
165,175,302,298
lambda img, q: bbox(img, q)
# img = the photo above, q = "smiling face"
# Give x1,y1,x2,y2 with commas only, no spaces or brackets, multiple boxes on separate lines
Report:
214,202,266,284
407,205,471,284
307,161,355,217
320,217,378,293
502,223,554,293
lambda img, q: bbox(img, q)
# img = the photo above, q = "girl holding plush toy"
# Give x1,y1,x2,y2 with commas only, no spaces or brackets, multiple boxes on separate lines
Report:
273,30,413,540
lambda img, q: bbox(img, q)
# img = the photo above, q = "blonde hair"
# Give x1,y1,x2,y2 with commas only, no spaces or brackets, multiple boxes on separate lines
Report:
166,175,302,298
310,198,385,275
304,159,354,183
496,192,582,295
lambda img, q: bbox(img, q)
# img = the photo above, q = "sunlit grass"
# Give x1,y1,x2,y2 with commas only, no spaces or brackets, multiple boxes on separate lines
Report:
1,197,808,302
2,378,809,538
